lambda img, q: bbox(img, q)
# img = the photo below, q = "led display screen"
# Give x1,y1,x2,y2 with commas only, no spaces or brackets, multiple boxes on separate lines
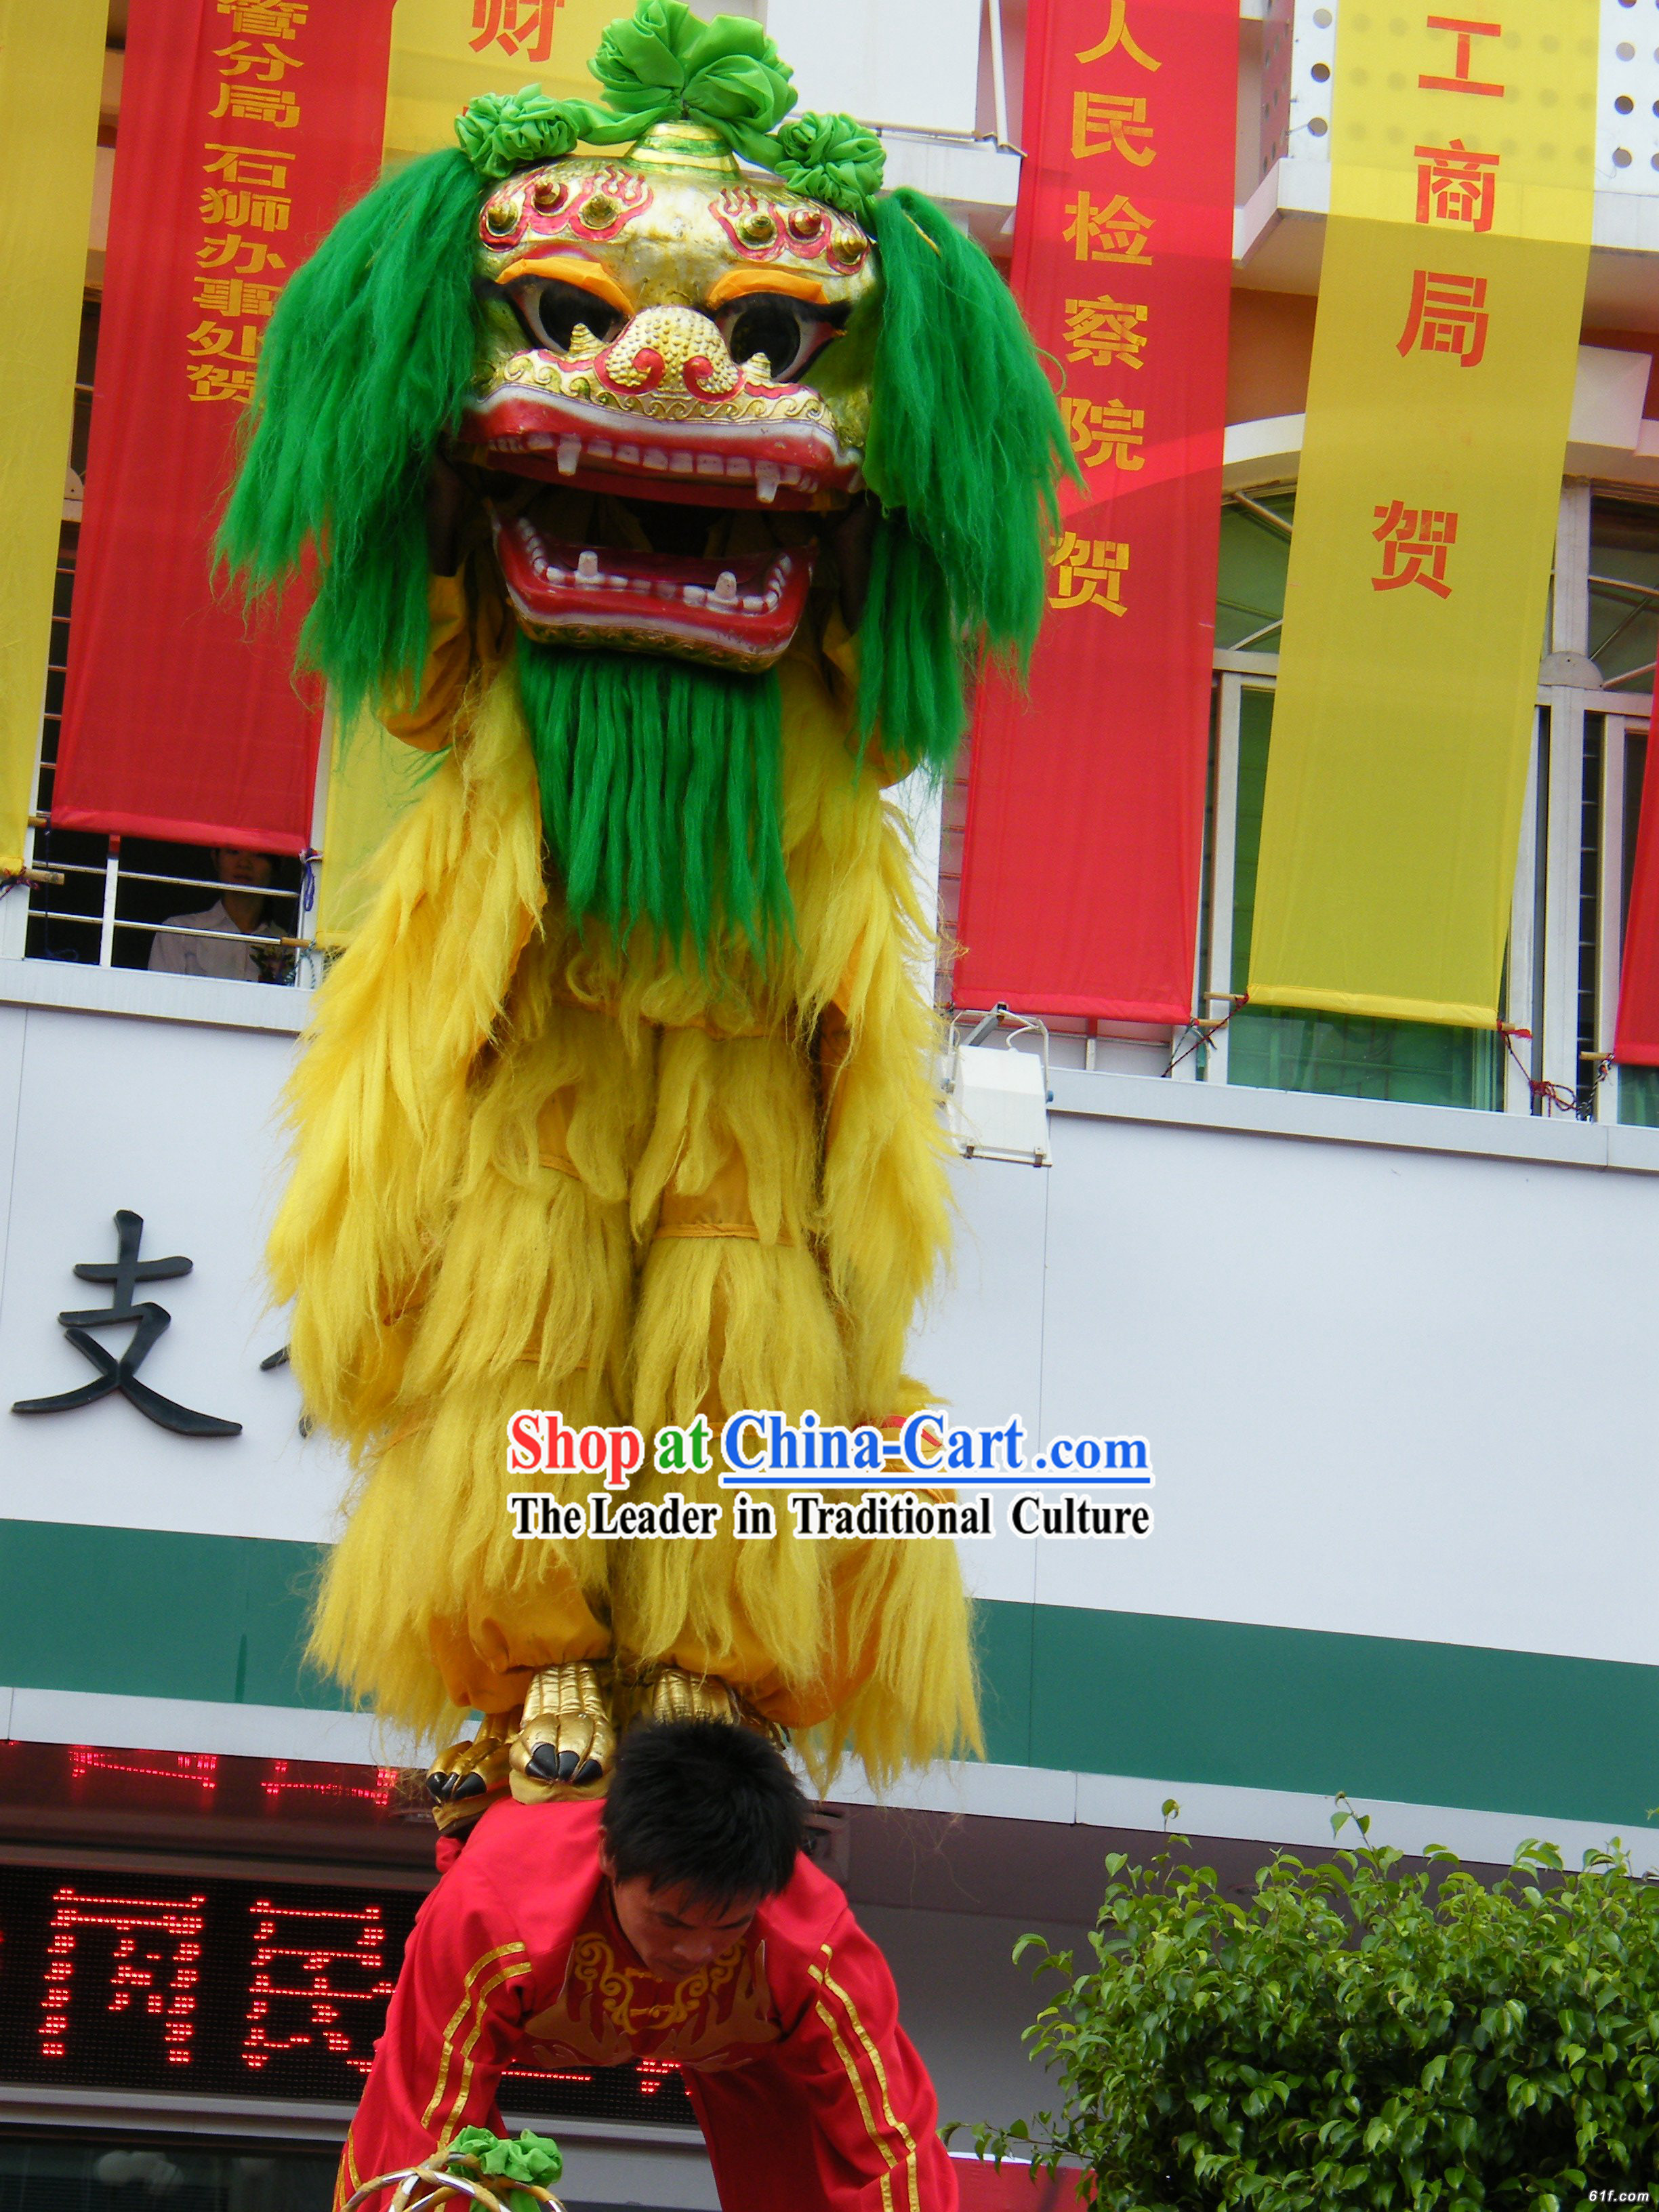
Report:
0,1864,695,2129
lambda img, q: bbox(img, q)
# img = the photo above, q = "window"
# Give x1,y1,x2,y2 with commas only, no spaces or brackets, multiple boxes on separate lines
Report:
1200,480,1659,1122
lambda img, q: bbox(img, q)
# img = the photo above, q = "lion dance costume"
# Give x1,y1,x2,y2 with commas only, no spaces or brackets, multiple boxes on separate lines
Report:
224,0,1065,1817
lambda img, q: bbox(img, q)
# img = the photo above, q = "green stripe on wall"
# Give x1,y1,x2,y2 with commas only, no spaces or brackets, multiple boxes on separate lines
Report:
0,1519,340,1711
3,1521,1656,1831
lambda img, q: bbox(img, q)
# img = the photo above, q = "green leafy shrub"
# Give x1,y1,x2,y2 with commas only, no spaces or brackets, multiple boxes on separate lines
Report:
966,1803,1659,2210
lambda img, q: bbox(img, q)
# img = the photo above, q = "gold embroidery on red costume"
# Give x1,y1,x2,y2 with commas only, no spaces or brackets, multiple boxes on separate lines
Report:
520,1893,781,2071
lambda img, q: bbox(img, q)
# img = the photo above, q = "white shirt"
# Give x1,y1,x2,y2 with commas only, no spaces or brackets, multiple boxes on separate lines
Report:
148,897,284,983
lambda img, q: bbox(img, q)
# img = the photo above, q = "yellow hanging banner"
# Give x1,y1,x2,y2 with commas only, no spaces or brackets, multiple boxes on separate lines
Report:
0,0,105,876
317,0,621,939
1247,4,1597,1027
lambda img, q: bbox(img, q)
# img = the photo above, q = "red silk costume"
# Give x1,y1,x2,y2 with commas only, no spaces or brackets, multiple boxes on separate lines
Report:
337,1798,956,2212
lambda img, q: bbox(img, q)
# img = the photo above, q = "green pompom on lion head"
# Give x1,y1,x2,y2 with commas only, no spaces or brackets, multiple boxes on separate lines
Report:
455,85,581,180
773,111,885,223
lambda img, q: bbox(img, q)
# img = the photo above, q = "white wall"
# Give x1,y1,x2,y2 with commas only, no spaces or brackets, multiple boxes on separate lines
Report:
3,989,1656,1673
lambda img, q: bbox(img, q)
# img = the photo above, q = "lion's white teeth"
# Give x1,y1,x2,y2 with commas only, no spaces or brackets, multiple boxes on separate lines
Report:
655,579,678,598
762,590,779,613
684,584,707,605
547,566,567,586
697,453,725,478
724,457,751,480
742,594,764,612
714,571,739,605
780,464,802,487
643,448,669,471
525,432,556,451
576,551,600,583
557,436,581,476
670,451,695,475
630,577,652,593
755,462,781,505
616,443,640,466
588,438,613,462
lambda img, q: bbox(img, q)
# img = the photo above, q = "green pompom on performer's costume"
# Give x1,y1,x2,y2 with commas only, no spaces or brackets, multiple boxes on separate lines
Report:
222,0,1067,1819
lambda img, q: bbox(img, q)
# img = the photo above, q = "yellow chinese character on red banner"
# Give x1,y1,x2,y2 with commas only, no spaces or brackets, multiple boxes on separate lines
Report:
187,319,263,360
210,81,300,127
1418,14,1504,98
1372,501,1458,597
200,189,291,232
1414,139,1499,231
1063,191,1154,264
1395,269,1489,366
218,0,309,32
1071,91,1155,165
1049,533,1130,613
188,363,259,403
471,0,560,63
197,233,287,274
216,1,307,33
194,276,281,316
204,144,291,188
1062,396,1145,470
1076,0,1158,70
1063,295,1148,369
214,38,302,80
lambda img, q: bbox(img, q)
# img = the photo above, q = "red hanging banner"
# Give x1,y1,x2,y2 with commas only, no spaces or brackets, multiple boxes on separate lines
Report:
954,0,1237,1025
1614,698,1659,1067
53,0,394,855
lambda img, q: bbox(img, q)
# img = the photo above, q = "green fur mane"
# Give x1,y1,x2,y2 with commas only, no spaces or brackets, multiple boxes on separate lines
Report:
516,640,790,964
220,150,483,729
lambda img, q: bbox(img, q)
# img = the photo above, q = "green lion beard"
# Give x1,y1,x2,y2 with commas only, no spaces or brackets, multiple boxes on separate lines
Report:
516,637,792,964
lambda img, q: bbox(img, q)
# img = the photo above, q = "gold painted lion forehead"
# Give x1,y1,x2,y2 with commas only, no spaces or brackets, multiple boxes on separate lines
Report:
474,160,879,312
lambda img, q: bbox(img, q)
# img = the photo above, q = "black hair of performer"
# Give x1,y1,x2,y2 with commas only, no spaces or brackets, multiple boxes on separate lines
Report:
602,1719,808,1906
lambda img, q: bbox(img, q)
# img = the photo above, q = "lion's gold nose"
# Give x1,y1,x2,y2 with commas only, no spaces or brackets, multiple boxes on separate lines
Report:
596,305,742,401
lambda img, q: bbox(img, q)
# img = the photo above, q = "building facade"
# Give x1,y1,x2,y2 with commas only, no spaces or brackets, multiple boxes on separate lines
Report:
1,0,1656,2201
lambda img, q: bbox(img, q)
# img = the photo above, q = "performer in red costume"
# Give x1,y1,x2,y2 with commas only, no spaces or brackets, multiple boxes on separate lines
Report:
340,1722,954,2212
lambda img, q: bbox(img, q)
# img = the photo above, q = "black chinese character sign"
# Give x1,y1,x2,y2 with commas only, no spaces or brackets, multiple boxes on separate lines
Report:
11,1210,242,1437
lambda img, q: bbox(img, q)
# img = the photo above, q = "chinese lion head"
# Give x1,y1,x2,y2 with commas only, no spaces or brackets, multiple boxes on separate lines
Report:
224,0,1068,962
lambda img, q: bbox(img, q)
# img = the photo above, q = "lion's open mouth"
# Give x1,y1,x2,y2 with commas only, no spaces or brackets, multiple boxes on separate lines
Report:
464,388,863,514
492,499,815,670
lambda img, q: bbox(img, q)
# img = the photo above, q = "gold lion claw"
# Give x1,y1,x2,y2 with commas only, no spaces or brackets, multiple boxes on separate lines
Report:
508,1660,616,1802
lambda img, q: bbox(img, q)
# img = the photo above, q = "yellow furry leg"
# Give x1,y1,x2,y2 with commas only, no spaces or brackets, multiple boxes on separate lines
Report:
271,674,546,1450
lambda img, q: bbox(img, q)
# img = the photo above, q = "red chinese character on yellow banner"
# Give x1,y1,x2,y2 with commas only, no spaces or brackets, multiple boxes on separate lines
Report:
214,38,302,80
1372,501,1458,597
1071,91,1155,165
1063,295,1148,369
197,233,287,274
1414,139,1499,231
1418,14,1504,98
1063,192,1155,264
199,189,291,232
216,0,307,33
1049,534,1130,613
1062,396,1145,470
472,0,561,64
1076,0,1159,69
203,144,291,188
1396,270,1489,365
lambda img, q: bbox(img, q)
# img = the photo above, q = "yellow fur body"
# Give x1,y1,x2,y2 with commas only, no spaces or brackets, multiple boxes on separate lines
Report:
276,638,975,1787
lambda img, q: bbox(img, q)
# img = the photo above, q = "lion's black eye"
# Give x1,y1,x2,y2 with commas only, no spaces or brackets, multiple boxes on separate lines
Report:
715,294,844,382
510,279,627,352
